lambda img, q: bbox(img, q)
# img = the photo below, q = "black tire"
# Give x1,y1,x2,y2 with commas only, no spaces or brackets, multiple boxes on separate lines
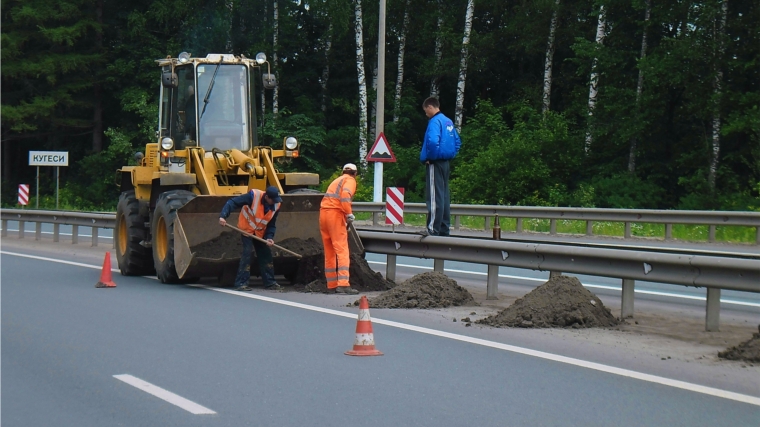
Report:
151,190,196,283
115,191,155,276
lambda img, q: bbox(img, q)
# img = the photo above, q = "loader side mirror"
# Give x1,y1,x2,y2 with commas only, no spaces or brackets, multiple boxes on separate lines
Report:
162,70,178,88
262,73,277,90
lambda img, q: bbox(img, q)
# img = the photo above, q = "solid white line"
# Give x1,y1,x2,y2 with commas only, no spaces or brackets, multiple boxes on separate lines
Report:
113,374,215,415
3,250,759,407
367,260,760,308
1,250,120,273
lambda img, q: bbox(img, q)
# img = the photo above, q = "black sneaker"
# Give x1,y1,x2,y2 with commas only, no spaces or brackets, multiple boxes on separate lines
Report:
233,286,252,292
265,283,283,291
415,229,430,237
335,286,359,295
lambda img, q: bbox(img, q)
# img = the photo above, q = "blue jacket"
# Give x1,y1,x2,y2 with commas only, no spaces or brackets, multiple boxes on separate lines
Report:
420,112,461,163
220,192,279,240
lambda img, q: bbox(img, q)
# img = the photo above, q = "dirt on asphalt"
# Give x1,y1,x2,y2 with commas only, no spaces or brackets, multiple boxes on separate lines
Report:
477,275,619,328
718,325,760,362
361,271,476,309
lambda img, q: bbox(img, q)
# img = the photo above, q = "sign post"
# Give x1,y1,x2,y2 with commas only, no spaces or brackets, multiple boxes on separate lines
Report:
29,151,69,209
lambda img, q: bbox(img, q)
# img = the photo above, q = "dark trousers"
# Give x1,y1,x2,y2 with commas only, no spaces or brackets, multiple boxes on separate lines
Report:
424,160,451,236
235,235,276,287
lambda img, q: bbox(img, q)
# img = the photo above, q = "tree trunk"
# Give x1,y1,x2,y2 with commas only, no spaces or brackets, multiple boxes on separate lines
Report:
542,0,560,114
430,1,444,98
92,0,104,152
584,4,607,154
225,0,234,52
369,60,378,140
321,25,333,113
709,0,728,192
628,0,651,173
454,0,475,132
272,0,279,118
354,0,369,168
393,0,411,124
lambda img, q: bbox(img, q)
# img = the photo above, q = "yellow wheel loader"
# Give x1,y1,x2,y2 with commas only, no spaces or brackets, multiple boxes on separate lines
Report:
115,52,361,285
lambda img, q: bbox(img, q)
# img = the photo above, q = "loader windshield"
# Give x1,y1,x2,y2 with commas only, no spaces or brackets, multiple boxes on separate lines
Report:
196,64,250,151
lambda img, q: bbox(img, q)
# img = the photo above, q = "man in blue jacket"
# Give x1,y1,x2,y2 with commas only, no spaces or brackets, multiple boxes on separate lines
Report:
419,97,461,236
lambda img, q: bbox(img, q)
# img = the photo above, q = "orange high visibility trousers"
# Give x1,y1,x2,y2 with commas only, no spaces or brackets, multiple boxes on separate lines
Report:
319,209,350,289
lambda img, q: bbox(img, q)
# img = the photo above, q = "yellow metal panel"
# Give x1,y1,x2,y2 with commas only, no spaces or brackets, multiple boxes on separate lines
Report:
283,173,320,186
145,144,158,168
133,167,154,185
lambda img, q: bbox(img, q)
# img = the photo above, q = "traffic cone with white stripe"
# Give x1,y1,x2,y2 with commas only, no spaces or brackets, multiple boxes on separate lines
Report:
95,252,117,288
345,295,383,356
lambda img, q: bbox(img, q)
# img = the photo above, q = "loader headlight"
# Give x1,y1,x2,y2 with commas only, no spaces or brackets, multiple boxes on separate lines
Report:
161,137,174,150
256,52,267,64
284,136,298,150
178,52,191,63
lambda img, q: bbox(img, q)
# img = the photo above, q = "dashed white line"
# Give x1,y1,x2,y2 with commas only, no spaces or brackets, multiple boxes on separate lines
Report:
113,374,216,415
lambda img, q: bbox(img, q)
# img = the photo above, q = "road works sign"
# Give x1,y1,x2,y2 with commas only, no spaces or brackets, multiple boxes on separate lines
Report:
29,151,69,166
366,132,396,162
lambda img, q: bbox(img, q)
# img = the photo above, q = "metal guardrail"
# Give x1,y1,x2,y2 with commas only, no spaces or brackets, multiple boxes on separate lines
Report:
353,202,760,245
2,208,758,332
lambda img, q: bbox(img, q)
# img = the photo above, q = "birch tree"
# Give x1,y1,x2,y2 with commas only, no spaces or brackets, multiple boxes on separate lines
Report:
393,0,411,123
584,4,607,153
272,0,279,117
709,0,728,192
430,1,444,98
542,0,561,114
454,0,475,132
369,61,378,140
628,0,651,173
354,0,369,168
321,24,333,113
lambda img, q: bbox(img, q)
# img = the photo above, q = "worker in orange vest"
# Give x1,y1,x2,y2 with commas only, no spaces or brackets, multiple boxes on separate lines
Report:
320,164,360,294
219,186,283,292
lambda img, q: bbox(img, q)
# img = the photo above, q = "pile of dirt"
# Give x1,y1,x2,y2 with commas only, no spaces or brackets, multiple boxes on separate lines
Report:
718,325,760,362
193,231,242,259
362,272,476,309
296,252,395,293
478,275,619,328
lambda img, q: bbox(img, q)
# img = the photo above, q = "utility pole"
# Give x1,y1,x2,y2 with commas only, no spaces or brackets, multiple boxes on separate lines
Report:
372,0,386,203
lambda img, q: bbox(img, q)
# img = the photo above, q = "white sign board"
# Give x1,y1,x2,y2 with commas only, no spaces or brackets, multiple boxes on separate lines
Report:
29,151,69,166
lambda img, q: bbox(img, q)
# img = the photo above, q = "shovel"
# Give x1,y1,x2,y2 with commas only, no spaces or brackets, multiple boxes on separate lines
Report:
223,223,303,259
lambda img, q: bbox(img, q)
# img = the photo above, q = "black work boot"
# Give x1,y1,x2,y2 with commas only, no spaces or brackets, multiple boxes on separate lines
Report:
335,286,359,295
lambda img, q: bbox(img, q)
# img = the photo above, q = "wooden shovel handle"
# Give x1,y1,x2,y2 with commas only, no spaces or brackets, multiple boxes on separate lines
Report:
223,223,302,258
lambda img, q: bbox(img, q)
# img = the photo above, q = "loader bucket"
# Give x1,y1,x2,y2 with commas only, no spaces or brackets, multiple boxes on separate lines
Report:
173,193,363,284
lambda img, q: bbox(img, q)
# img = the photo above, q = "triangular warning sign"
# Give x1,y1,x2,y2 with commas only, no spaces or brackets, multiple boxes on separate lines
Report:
366,132,396,162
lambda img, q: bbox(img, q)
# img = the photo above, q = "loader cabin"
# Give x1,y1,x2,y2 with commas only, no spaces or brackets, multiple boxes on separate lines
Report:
155,53,297,167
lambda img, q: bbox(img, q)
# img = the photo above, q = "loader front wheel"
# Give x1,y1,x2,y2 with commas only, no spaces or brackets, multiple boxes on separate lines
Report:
115,191,154,276
151,190,196,283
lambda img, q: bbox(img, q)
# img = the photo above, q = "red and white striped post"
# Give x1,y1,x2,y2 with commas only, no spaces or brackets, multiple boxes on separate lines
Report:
18,184,29,207
385,187,404,225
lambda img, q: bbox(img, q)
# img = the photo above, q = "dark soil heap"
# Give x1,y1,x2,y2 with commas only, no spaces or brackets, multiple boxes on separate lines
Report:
363,271,476,309
478,275,618,328
193,231,243,259
718,325,760,362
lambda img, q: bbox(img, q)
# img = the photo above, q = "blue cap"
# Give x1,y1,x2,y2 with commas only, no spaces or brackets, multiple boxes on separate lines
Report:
265,186,282,203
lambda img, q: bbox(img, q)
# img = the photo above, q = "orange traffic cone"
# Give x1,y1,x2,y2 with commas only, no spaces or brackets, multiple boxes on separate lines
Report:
95,252,117,288
345,295,383,356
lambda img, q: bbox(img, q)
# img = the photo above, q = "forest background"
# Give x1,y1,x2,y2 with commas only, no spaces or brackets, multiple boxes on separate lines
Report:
2,0,758,211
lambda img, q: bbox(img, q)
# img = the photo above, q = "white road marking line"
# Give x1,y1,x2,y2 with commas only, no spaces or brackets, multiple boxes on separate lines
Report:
3,250,759,407
113,374,215,415
2,251,120,273
367,260,760,308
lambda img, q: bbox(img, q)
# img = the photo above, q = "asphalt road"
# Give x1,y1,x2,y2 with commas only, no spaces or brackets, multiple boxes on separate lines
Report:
2,247,759,426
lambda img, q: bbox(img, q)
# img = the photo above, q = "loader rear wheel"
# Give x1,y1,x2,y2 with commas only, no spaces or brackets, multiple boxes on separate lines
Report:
151,190,197,283
115,191,154,276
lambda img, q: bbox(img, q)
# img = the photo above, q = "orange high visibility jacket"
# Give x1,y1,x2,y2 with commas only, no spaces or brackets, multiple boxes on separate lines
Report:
238,189,281,238
320,174,356,214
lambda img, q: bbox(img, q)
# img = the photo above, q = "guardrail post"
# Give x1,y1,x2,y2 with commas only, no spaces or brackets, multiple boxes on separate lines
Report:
705,288,720,332
486,265,499,300
621,279,635,318
386,254,397,282
624,222,632,238
586,221,593,236
665,224,673,240
485,216,491,231
516,218,523,233
72,225,79,244
91,227,99,247
1,219,7,237
53,223,60,242
433,259,444,273
35,222,42,240
550,219,557,235
756,226,760,245
708,225,716,243
549,271,562,279
18,221,25,239
454,216,461,231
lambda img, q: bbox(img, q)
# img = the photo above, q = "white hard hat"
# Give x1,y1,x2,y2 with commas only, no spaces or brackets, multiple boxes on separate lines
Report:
343,163,357,171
